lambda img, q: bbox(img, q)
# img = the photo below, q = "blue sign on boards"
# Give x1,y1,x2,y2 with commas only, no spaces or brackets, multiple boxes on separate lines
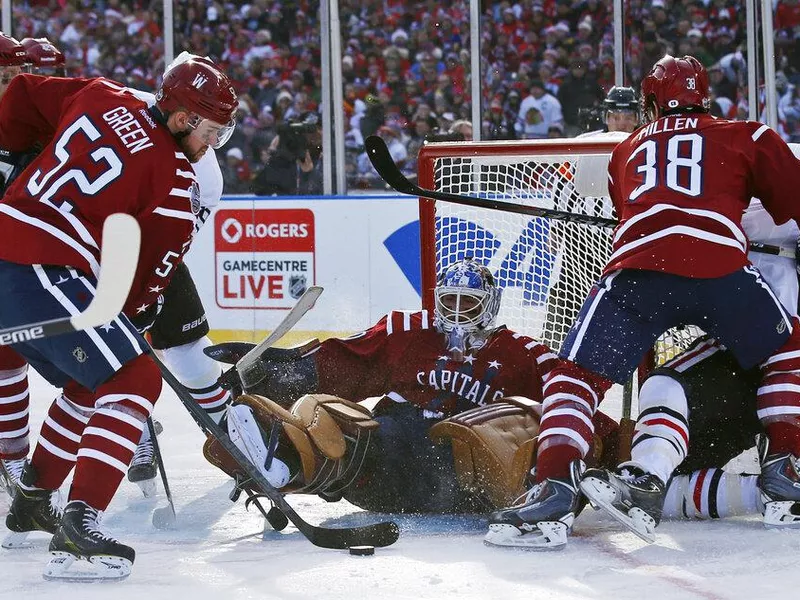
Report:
383,217,556,305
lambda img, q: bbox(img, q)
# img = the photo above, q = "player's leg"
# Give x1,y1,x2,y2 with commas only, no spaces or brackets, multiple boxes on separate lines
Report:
0,346,30,493
129,262,230,495
699,266,800,527
3,380,95,548
490,269,673,547
583,266,796,534
0,263,160,577
149,262,231,422
621,340,763,521
663,469,763,520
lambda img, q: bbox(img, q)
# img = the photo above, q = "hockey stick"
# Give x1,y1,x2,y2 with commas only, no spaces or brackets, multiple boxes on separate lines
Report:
366,135,797,259
151,350,399,549
236,286,324,389
149,417,177,530
0,213,141,346
366,135,617,227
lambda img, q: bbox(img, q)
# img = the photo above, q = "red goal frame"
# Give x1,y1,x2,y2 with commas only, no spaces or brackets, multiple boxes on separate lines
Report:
417,138,621,312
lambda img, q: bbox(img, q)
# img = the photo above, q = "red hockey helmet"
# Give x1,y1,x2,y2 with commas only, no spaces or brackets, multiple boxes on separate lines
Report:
21,37,65,74
156,56,238,148
640,55,710,121
0,33,27,67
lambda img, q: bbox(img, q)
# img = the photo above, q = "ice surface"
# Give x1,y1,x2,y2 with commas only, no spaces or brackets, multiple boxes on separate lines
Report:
1,372,797,600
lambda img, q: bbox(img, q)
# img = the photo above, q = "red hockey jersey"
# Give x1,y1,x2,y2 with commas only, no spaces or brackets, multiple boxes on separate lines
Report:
311,310,560,416
0,74,196,314
606,114,800,278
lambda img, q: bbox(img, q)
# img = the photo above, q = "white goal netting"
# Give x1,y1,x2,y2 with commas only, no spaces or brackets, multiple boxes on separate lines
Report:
418,139,703,414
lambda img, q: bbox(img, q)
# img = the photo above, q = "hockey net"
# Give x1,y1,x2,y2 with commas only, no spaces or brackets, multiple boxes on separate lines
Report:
417,138,702,413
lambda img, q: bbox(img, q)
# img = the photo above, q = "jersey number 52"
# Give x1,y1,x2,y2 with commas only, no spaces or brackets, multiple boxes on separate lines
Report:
628,133,703,201
26,115,123,202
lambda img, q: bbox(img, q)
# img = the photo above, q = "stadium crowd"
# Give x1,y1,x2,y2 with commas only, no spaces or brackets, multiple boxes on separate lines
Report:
7,0,800,193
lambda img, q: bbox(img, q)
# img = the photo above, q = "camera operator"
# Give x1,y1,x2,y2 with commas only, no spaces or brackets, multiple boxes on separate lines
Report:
252,112,322,195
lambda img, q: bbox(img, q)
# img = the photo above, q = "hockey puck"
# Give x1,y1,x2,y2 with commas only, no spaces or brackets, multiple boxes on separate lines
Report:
348,545,375,556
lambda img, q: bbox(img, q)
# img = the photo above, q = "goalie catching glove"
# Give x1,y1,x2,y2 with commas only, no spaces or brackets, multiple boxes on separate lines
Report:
204,393,379,497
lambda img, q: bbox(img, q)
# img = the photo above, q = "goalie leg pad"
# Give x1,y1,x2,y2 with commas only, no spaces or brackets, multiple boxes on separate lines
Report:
429,397,541,508
204,393,379,495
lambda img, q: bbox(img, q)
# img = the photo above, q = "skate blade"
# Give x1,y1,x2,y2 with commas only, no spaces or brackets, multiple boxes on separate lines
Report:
764,500,800,529
1,531,34,549
484,522,568,550
133,478,157,498
580,477,656,544
43,551,132,582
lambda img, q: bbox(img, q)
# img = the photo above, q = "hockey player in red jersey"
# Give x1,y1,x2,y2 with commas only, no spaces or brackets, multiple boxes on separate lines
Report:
0,57,236,580
0,45,234,502
488,54,800,548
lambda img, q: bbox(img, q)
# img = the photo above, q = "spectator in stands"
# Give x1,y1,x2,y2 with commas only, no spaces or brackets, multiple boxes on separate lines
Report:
449,119,473,141
557,61,604,136
483,98,515,140
221,147,252,194
518,80,564,139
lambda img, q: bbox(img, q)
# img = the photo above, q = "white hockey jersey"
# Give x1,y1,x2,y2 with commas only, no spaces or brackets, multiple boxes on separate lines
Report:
741,142,800,316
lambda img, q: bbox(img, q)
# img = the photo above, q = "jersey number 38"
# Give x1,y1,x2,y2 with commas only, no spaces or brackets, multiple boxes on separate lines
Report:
628,133,704,201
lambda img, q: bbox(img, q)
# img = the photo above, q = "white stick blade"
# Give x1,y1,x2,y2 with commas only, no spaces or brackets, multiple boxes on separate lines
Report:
71,213,141,331
237,285,323,372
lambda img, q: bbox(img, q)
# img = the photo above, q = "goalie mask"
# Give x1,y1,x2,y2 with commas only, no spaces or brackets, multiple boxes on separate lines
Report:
434,259,502,358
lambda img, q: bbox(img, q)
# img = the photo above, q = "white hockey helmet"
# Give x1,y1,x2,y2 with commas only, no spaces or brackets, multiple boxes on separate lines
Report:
434,258,502,334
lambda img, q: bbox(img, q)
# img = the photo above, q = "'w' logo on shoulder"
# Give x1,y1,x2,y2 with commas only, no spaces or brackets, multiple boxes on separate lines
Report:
192,74,208,89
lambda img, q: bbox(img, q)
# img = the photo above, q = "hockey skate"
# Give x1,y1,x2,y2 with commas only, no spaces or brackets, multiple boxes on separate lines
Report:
579,462,666,543
44,500,135,582
0,457,25,496
756,434,800,528
484,460,585,550
127,419,163,498
3,463,62,549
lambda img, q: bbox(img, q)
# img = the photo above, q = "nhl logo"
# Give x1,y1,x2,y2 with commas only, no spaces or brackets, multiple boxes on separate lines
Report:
190,181,201,215
72,347,88,363
289,275,307,299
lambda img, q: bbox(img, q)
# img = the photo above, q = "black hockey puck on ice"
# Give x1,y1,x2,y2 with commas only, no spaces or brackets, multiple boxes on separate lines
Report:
349,545,375,556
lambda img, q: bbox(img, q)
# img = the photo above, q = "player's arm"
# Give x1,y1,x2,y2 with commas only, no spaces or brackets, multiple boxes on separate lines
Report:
0,74,93,151
747,124,800,226
242,311,413,405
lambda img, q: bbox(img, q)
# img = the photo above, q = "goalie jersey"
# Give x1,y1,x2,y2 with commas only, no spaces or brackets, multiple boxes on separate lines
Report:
310,310,560,417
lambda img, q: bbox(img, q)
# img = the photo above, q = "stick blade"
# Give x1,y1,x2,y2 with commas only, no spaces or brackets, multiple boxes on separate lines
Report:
365,136,415,194
71,213,141,331
305,520,400,549
236,285,324,373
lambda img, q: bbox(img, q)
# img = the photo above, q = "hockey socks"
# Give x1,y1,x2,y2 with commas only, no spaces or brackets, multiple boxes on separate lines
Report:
160,337,231,423
0,359,31,461
662,468,762,519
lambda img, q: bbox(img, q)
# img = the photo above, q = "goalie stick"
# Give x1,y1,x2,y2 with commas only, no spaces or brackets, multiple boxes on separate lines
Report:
236,285,323,389
151,350,400,549
0,213,142,346
365,135,797,260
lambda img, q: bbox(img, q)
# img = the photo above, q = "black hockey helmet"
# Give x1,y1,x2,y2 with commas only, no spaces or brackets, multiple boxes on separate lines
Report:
604,86,639,112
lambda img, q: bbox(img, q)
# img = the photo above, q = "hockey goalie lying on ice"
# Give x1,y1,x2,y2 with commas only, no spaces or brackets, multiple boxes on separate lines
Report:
203,258,786,549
